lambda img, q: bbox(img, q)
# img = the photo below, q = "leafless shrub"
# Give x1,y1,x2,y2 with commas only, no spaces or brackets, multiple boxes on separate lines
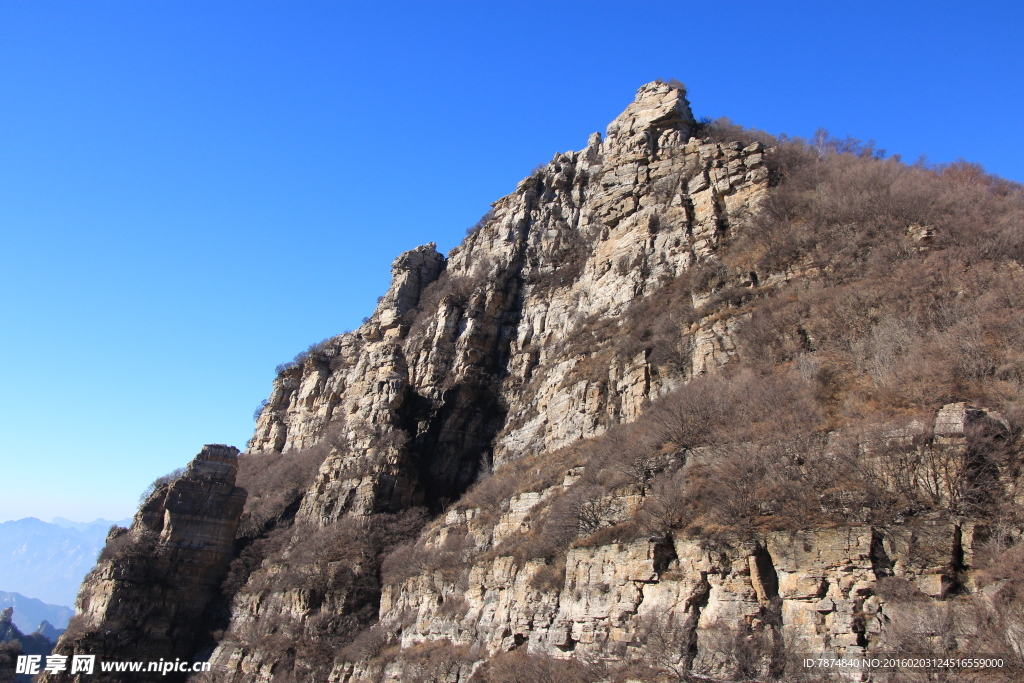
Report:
647,375,730,453
458,470,517,515
469,649,604,683
97,528,158,562
396,639,474,683
340,624,397,662
630,610,701,682
436,595,469,619
138,467,185,504
528,554,566,593
235,440,335,537
467,209,495,236
380,523,466,586
694,116,779,149
252,398,269,421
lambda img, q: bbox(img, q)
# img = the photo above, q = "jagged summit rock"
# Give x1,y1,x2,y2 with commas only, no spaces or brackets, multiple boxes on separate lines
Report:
183,443,239,482
604,80,696,158
367,242,446,340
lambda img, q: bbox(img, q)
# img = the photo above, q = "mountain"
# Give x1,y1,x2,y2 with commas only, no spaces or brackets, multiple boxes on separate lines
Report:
0,592,71,634
0,517,123,607
0,606,57,683
50,517,131,534
45,82,1024,682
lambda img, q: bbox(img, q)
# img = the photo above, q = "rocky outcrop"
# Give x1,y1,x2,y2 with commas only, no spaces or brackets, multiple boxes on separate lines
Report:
198,80,778,682
245,81,769,519
44,445,246,681
338,401,1020,681
363,526,954,681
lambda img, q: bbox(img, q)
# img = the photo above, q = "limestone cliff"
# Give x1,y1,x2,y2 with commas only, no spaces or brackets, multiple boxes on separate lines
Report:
247,81,767,516
346,402,1018,682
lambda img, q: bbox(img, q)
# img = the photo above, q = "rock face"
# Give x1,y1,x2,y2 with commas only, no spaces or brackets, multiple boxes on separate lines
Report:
328,399,1018,682
246,80,768,520
198,80,779,682
44,445,246,681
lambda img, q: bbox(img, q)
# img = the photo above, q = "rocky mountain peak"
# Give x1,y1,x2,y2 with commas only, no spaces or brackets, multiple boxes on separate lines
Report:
368,241,446,339
183,443,239,484
604,80,696,158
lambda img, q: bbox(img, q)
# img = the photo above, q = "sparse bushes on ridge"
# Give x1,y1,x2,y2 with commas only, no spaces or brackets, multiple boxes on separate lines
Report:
137,467,185,504
97,528,158,563
252,398,269,421
274,336,339,375
694,115,779,150
467,209,495,236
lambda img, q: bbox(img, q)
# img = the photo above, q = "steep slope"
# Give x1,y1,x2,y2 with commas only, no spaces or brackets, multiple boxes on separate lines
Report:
198,83,770,680
47,81,1024,682
214,82,1024,682
247,82,766,507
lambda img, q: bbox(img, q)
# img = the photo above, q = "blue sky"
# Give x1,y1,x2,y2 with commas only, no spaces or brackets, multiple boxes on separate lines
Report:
2,1,1022,523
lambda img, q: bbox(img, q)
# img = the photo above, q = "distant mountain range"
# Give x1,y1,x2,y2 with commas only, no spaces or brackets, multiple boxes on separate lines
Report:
0,591,74,634
0,517,130,608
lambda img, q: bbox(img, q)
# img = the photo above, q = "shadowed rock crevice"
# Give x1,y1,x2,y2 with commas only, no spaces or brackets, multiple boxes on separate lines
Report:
870,529,894,580
403,381,508,512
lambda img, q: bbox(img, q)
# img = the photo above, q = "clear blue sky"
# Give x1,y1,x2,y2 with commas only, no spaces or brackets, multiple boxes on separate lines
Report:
2,1,1021,523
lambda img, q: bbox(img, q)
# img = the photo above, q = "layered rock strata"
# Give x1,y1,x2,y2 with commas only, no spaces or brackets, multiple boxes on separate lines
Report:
205,80,775,682
333,402,1021,682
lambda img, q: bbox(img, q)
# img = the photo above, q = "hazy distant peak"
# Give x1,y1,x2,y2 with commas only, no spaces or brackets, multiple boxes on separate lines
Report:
50,516,132,532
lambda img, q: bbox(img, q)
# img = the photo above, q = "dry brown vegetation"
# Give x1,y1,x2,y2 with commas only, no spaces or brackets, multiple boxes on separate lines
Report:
235,436,340,537
468,650,605,683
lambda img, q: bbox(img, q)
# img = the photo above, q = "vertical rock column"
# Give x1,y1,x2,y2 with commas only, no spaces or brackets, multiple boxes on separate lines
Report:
45,445,247,681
